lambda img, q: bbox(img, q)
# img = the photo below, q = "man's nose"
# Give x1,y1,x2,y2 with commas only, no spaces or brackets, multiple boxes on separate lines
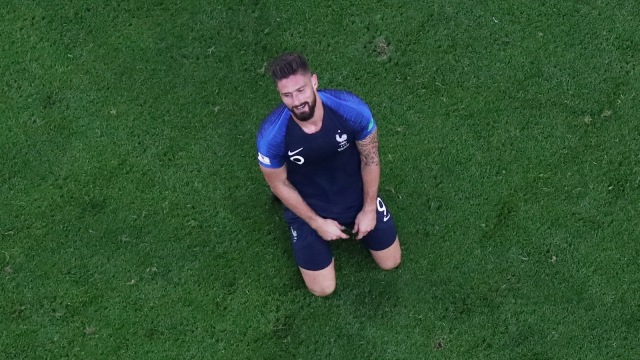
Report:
292,93,303,105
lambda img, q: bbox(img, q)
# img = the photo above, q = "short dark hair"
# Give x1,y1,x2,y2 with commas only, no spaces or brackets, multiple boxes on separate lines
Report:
269,53,310,81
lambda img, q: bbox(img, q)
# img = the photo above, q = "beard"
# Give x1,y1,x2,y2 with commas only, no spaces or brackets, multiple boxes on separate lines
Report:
289,94,317,122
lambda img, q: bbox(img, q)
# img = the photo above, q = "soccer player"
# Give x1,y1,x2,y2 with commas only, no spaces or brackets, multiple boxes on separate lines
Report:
256,53,401,296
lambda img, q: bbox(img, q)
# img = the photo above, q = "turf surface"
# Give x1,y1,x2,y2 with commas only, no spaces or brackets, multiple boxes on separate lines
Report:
2,0,639,358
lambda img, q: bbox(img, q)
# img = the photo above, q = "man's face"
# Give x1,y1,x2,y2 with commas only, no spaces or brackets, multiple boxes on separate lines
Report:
276,72,318,122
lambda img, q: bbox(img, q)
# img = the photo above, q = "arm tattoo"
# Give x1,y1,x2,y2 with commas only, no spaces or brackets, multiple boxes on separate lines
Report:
356,129,380,166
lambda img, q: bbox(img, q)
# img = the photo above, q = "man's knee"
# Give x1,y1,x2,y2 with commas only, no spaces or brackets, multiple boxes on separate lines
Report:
308,282,336,297
372,237,402,271
300,260,336,297
379,255,401,271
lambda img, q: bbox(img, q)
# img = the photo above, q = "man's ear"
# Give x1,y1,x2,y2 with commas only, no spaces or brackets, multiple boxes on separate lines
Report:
311,73,318,89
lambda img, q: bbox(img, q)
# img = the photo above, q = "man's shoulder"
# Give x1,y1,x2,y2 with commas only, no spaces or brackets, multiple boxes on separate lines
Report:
319,89,375,140
257,104,290,141
256,104,290,168
320,89,370,110
319,89,372,122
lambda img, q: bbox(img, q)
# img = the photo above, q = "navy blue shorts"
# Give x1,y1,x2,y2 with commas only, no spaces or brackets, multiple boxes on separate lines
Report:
287,197,398,271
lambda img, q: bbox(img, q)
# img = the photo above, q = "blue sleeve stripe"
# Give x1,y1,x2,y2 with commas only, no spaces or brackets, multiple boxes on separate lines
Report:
258,158,284,169
256,105,289,168
357,118,377,141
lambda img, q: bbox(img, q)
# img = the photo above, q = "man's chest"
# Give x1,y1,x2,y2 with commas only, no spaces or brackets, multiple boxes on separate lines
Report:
284,117,355,166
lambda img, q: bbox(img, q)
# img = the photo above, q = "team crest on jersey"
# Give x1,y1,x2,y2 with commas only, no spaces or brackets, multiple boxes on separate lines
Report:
336,131,350,151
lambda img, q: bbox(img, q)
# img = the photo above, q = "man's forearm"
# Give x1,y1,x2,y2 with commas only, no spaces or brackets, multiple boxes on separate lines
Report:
361,164,380,212
271,180,321,227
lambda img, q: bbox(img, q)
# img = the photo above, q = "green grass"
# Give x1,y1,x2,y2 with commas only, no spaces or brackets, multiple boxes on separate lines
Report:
2,0,639,358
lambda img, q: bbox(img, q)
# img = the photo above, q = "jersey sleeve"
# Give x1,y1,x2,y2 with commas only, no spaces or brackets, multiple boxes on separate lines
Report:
256,105,289,169
319,89,377,141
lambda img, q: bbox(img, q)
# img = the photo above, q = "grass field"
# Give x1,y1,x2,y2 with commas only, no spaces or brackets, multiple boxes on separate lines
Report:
2,0,639,359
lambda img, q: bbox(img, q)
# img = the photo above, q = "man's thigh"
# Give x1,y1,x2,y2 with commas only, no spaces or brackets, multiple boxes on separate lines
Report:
289,219,333,271
361,197,398,252
289,220,336,296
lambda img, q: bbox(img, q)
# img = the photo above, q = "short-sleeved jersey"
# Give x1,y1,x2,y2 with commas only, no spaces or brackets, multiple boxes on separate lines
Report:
257,89,376,221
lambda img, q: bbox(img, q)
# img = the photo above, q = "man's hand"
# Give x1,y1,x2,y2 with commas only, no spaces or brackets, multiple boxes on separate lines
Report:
353,208,377,240
311,218,350,241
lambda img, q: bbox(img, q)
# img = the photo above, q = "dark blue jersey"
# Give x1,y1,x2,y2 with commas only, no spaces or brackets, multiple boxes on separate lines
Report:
257,89,377,221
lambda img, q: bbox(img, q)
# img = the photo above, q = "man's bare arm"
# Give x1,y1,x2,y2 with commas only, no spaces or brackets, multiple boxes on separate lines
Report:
260,165,320,225
260,165,348,240
356,129,381,212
